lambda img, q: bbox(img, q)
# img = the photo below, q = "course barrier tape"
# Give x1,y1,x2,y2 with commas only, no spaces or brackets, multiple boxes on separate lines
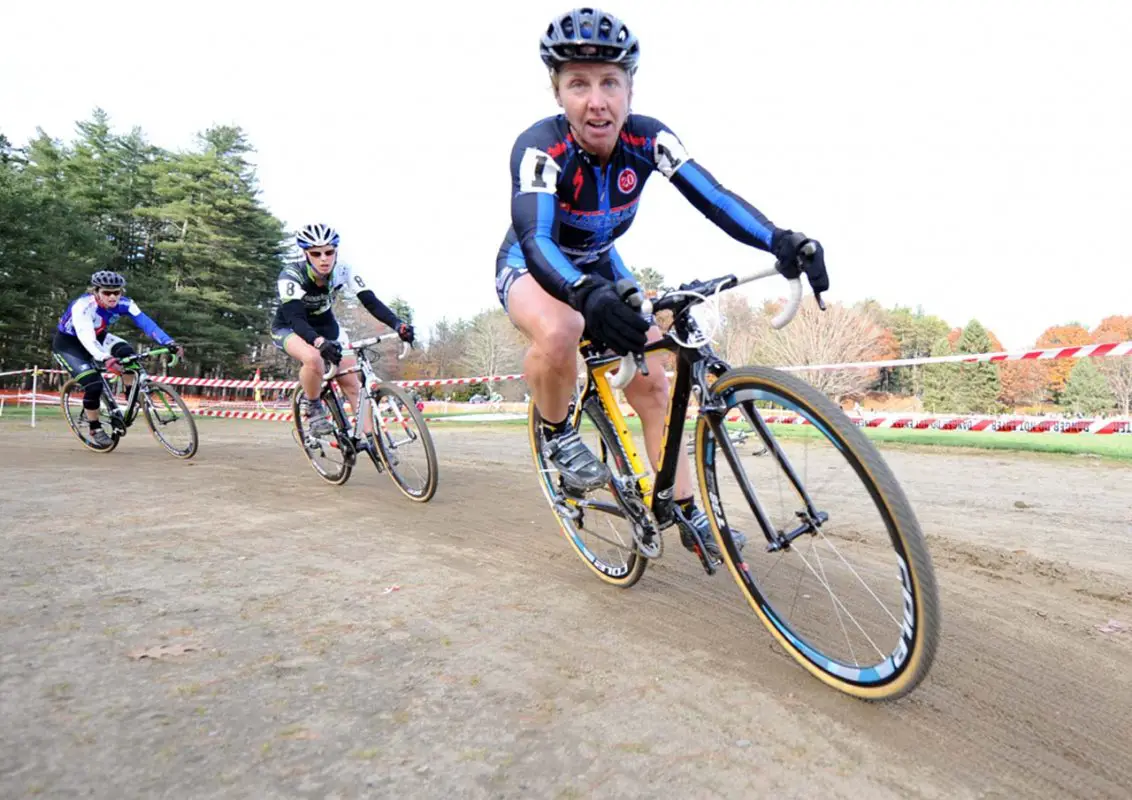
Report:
775,340,1132,372
191,409,294,422
3,340,1130,390
779,412,1132,435
152,338,1132,387
150,372,529,391
5,385,1126,436
4,338,1132,435
185,406,1131,435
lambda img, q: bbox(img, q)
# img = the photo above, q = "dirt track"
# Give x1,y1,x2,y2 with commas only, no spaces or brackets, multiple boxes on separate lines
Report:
2,417,1130,799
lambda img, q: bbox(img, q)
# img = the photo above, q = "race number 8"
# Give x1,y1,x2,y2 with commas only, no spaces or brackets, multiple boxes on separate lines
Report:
278,279,302,300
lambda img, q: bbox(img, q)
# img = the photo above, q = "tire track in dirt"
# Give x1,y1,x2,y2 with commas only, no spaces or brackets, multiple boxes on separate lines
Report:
408,428,1132,798
2,420,1130,798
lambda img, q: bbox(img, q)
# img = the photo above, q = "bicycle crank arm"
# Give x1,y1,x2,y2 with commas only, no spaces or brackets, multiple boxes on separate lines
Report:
610,476,663,559
686,528,721,575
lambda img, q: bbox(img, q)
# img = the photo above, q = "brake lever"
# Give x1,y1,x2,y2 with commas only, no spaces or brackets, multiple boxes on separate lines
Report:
797,241,827,312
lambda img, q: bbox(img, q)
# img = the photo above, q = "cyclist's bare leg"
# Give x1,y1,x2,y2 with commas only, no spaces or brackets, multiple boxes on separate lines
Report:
622,326,695,501
282,335,327,402
506,273,584,425
506,273,614,491
335,363,371,435
625,330,744,556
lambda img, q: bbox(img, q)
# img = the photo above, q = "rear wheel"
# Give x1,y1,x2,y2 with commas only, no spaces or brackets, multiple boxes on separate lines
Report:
528,397,648,588
290,386,352,485
60,378,120,453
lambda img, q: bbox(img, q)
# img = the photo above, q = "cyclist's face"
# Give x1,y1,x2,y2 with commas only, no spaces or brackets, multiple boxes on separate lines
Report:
306,246,337,276
556,62,630,160
94,288,123,308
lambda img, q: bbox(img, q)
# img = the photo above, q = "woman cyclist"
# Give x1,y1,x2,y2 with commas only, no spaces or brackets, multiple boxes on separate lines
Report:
271,223,414,437
494,8,830,561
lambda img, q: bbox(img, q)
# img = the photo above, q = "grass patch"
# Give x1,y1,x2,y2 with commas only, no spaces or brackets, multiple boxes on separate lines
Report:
761,421,1132,461
0,405,64,420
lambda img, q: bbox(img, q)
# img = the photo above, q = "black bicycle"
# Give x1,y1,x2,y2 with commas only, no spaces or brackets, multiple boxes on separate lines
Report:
291,331,438,502
686,425,766,457
60,347,198,458
528,269,940,700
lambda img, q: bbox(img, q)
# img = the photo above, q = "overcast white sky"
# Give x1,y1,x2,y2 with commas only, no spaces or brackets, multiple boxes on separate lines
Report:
3,0,1129,350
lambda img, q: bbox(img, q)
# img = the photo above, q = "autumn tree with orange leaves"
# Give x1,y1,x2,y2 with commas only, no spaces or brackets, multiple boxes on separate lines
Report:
1091,315,1132,414
1034,324,1093,401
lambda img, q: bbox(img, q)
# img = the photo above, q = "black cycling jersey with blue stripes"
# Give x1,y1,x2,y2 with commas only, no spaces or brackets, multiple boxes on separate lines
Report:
495,113,782,311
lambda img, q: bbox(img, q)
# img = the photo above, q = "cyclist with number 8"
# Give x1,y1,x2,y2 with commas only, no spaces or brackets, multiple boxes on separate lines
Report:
271,223,415,437
495,8,831,561
53,270,185,448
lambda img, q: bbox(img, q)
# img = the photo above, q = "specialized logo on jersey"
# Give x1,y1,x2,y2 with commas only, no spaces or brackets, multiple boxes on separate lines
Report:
617,167,638,194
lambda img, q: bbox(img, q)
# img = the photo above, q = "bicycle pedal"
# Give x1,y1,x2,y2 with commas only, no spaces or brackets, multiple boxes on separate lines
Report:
636,534,662,560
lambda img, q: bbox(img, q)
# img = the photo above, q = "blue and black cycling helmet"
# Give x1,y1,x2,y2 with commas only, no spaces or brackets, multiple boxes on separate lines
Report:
296,222,340,250
91,270,126,289
540,8,640,75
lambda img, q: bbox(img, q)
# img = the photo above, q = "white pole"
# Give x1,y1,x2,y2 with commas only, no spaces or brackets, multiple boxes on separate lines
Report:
31,366,38,428
0,395,5,417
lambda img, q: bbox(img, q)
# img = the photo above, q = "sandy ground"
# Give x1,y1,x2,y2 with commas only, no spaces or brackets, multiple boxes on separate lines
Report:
1,416,1130,799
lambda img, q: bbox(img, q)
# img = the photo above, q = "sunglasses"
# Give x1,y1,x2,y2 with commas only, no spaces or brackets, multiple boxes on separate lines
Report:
307,248,336,259
98,289,123,297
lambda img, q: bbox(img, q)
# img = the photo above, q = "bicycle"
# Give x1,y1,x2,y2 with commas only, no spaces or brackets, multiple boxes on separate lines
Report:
528,268,940,700
59,346,198,458
290,331,438,502
686,425,767,457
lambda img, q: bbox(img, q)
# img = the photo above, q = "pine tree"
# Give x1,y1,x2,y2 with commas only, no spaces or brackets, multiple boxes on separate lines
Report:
953,319,1001,413
136,125,287,373
388,297,414,325
921,337,957,412
0,134,110,368
1061,358,1115,416
5,113,288,374
875,306,950,396
630,266,668,294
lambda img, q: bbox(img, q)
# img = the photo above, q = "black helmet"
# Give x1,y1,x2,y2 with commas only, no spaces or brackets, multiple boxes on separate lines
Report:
91,270,126,289
540,8,640,75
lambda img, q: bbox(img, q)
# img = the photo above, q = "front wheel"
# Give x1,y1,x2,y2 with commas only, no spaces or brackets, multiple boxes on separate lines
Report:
141,382,198,459
694,366,940,701
369,383,438,502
